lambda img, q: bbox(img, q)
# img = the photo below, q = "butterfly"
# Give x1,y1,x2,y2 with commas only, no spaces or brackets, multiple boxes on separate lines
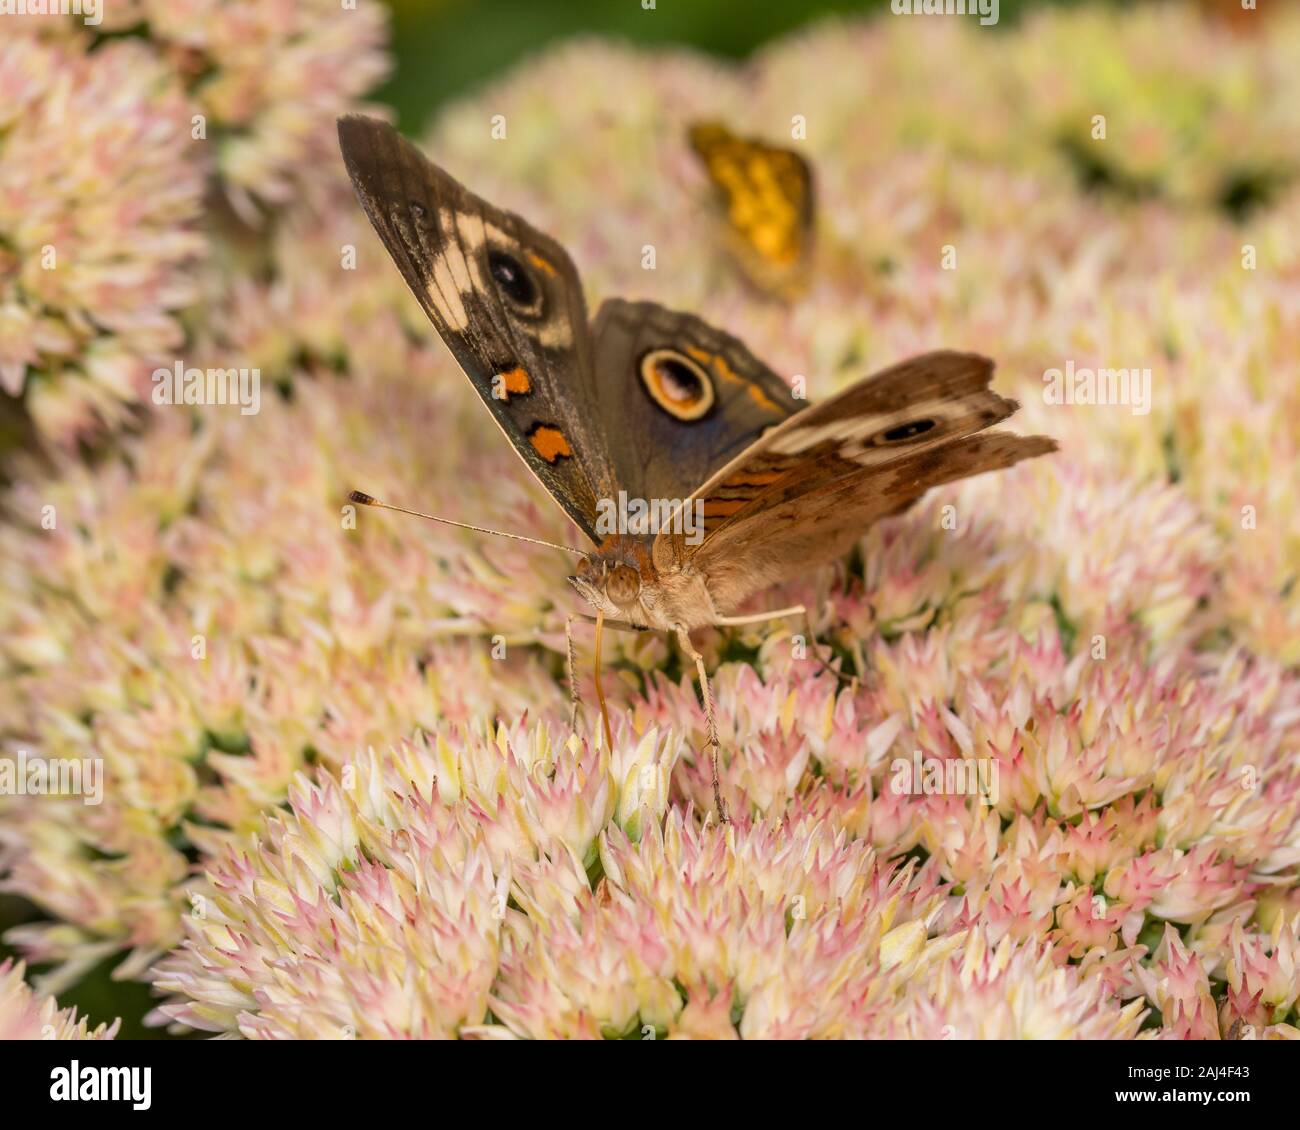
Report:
688,120,814,299
337,115,1056,821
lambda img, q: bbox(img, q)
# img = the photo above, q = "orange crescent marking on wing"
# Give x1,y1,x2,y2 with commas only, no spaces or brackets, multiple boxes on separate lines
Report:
746,383,784,413
722,470,783,487
686,346,741,387
711,352,743,385
685,346,786,411
702,499,747,518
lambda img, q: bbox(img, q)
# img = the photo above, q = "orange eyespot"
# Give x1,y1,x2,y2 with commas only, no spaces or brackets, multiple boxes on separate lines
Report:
526,251,558,278
639,349,715,421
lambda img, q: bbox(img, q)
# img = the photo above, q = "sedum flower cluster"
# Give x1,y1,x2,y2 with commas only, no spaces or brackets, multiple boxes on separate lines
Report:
2,0,390,443
0,958,118,1039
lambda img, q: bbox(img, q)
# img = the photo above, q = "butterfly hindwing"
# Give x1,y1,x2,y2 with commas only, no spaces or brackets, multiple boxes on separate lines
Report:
338,115,614,542
589,298,801,504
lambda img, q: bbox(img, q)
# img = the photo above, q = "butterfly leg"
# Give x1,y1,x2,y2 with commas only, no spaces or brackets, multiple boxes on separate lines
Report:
802,605,859,687
713,604,855,686
675,625,728,824
713,603,808,626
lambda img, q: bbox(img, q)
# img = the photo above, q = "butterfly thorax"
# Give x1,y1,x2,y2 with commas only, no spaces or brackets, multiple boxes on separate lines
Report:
569,534,719,631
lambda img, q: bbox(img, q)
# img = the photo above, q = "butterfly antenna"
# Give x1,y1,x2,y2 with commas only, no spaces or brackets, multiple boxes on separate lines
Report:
349,490,590,557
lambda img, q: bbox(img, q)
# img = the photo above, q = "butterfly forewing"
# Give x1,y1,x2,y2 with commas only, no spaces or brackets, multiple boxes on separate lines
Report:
338,115,615,543
652,351,1057,601
694,430,1057,611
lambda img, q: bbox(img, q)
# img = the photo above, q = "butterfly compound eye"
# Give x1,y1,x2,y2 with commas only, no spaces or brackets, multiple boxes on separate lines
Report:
607,565,641,605
639,349,715,421
488,249,541,313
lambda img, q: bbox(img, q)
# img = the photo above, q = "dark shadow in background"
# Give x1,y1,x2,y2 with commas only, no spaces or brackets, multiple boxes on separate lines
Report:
378,0,1101,131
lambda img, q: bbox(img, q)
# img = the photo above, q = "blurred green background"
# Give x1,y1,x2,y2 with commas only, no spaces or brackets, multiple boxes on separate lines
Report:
379,0,1107,132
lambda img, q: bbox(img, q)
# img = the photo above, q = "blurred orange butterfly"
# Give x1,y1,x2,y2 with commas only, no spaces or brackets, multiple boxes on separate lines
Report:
688,121,814,300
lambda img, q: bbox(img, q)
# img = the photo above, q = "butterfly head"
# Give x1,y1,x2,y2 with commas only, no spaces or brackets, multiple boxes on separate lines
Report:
569,549,645,620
